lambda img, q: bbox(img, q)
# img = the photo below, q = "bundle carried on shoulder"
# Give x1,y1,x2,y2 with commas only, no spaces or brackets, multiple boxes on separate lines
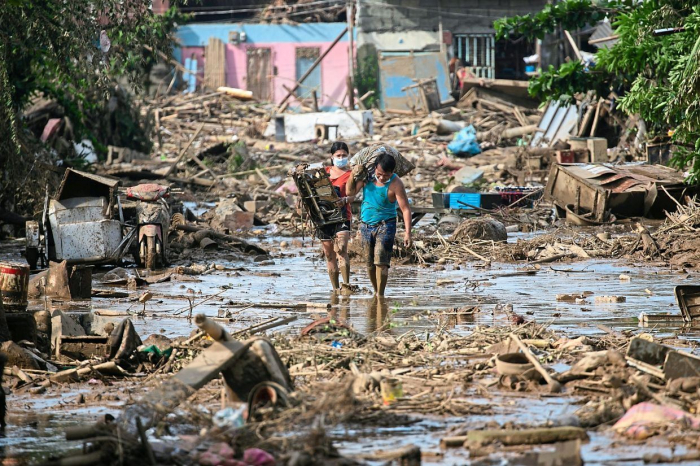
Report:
350,144,415,179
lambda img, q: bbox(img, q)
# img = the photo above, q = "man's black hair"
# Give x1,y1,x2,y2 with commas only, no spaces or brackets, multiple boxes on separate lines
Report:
329,141,349,154
375,153,396,172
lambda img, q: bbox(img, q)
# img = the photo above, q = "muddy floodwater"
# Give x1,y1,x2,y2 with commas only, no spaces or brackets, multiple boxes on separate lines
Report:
1,235,699,464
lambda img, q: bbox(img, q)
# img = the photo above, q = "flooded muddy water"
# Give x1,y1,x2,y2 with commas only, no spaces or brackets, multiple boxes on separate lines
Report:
56,235,700,343
1,235,699,463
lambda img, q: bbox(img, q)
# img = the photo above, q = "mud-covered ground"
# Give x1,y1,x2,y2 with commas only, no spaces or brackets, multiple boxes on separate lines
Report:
1,218,700,465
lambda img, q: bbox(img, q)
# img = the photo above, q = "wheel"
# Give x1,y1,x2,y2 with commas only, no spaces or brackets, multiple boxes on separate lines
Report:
145,236,157,270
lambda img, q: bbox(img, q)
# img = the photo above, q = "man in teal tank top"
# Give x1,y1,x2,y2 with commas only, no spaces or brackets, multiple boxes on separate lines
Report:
346,151,412,296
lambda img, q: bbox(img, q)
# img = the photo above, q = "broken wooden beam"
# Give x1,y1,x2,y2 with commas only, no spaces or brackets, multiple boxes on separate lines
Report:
163,122,206,178
465,426,588,447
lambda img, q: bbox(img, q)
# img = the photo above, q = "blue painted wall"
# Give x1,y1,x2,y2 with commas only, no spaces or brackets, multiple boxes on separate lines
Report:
176,22,351,46
378,52,452,110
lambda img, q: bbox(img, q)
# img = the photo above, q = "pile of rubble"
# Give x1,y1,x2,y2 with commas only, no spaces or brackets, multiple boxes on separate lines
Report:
25,308,700,466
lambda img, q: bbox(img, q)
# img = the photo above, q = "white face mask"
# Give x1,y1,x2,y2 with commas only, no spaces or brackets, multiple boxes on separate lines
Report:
333,157,348,168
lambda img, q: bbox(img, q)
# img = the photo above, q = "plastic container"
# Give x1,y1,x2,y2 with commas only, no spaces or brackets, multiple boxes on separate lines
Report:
495,352,534,376
0,261,29,311
380,378,403,405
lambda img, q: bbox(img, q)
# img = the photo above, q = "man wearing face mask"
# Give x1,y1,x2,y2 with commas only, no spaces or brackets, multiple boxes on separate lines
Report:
316,142,354,291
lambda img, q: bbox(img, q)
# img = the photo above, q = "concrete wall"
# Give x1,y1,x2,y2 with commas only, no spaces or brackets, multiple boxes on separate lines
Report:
357,0,549,51
175,23,352,108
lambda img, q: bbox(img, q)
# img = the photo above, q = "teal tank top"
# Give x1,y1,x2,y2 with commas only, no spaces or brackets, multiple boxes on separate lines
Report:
361,174,397,224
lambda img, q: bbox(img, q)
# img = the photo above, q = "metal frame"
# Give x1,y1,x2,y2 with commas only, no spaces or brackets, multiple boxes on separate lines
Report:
454,33,495,79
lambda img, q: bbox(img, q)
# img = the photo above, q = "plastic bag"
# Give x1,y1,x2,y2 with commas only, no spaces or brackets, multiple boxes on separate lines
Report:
447,125,481,157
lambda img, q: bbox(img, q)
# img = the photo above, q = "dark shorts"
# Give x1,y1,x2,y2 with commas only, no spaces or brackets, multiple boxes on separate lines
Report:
317,220,351,241
360,220,397,267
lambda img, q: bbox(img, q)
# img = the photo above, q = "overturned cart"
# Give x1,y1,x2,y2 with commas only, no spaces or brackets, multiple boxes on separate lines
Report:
25,169,131,269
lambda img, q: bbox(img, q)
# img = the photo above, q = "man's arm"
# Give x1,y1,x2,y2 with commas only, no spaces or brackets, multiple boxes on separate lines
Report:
346,165,366,197
393,178,412,248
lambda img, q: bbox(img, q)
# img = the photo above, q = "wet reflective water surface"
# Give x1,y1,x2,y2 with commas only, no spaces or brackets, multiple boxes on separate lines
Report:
1,235,698,464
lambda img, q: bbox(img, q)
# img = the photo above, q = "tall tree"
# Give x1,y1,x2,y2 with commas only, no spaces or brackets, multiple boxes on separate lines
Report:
0,0,181,209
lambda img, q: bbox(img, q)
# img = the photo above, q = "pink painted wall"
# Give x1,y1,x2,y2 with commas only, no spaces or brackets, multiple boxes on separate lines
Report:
180,42,351,108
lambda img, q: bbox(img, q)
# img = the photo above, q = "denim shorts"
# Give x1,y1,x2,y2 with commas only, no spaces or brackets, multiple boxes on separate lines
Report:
360,220,397,267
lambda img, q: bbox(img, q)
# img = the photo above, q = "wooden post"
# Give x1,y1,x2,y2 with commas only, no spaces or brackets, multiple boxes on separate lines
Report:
347,2,355,81
564,30,582,60
347,2,356,110
312,91,319,112
346,76,355,109
590,99,603,137
277,26,349,109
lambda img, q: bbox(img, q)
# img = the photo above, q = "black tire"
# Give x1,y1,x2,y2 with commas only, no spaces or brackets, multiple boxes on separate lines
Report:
145,236,157,270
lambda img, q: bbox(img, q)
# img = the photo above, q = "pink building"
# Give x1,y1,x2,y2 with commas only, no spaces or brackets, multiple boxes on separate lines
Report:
175,23,353,108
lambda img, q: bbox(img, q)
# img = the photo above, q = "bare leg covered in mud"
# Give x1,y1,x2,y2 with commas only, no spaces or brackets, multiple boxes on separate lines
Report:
376,265,388,296
322,232,350,291
335,231,351,285
361,221,395,297
367,265,378,294
321,240,340,291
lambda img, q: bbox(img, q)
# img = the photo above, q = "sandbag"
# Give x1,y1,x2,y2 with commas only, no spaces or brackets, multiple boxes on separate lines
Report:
350,144,415,178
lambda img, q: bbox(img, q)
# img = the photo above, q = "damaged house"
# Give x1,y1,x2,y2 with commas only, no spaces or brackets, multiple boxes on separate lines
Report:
158,0,554,112
173,22,353,108
157,0,352,108
355,0,551,110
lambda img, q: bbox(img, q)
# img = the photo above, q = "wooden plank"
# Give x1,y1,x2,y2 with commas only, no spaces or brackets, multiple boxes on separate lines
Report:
564,30,582,60
627,337,672,367
675,285,700,321
164,122,205,177
578,100,596,137
589,35,619,45
590,99,603,137
465,427,588,446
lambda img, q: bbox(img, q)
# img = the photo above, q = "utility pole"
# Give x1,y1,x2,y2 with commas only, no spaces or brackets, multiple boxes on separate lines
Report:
438,0,444,55
347,1,356,109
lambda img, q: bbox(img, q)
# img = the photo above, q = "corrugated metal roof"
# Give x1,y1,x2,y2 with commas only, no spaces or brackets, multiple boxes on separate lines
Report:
589,21,618,49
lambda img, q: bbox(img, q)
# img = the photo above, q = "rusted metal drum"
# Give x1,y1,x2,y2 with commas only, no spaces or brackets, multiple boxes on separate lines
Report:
0,261,30,311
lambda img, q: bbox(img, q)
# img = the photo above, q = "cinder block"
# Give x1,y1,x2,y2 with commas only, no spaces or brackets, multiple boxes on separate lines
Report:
243,200,266,213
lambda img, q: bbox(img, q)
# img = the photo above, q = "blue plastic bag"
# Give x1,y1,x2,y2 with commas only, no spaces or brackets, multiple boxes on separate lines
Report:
447,125,481,157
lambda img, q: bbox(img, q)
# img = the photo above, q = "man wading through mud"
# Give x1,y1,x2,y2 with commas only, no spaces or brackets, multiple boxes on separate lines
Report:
317,142,354,291
347,149,412,296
